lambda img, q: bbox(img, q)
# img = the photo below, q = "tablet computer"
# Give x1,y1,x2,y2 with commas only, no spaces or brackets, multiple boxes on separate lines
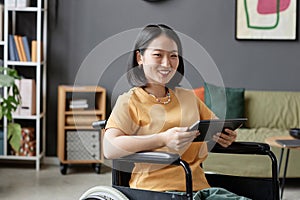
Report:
189,118,247,142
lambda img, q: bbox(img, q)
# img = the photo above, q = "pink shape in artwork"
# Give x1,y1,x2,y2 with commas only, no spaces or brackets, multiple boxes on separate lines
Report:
257,0,291,14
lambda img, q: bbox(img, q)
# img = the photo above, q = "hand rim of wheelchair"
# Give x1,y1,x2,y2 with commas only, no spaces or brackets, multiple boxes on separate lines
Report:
79,185,129,200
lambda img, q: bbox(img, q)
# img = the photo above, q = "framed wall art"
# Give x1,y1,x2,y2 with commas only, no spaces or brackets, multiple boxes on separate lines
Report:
236,0,297,40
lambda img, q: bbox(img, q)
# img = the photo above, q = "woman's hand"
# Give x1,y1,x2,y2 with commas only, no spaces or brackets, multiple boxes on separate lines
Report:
213,128,237,148
104,127,199,159
161,127,200,152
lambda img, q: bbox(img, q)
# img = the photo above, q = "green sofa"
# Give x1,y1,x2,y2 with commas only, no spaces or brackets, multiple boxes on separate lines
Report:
204,90,300,178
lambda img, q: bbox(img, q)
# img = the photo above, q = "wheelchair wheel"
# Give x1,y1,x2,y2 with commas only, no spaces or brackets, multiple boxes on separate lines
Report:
79,186,129,200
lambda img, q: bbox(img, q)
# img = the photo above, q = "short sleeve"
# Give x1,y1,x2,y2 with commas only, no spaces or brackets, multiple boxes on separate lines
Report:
105,93,140,135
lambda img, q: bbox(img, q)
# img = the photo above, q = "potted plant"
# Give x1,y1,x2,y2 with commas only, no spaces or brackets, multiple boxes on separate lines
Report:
0,66,22,153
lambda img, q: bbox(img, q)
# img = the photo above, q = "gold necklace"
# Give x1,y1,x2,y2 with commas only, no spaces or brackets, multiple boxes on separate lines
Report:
148,89,171,105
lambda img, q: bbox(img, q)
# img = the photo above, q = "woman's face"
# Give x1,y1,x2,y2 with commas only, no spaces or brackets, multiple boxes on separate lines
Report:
137,34,179,86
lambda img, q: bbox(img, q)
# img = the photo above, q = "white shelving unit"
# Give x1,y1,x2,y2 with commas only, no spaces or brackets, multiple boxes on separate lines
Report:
0,0,47,171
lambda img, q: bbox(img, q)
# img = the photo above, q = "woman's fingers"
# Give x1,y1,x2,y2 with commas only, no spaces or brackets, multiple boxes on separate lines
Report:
224,128,237,140
165,128,199,151
213,135,231,147
213,129,237,147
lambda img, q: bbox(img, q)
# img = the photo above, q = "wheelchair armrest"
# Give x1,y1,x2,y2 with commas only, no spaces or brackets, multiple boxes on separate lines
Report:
92,120,107,129
92,120,182,165
210,141,271,155
92,120,183,166
115,151,181,165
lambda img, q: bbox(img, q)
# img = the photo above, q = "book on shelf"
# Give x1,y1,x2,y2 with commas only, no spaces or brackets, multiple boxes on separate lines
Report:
69,104,89,110
9,34,17,61
31,40,43,62
5,0,16,9
16,0,30,8
14,35,26,62
22,36,31,61
19,79,36,116
69,99,89,110
70,99,88,105
12,79,36,116
12,35,20,61
17,35,27,61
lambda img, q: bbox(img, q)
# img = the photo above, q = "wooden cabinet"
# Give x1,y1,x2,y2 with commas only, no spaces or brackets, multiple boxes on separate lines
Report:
57,85,106,174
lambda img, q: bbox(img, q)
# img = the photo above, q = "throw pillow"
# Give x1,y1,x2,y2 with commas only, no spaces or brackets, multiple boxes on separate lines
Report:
193,86,205,102
204,82,245,119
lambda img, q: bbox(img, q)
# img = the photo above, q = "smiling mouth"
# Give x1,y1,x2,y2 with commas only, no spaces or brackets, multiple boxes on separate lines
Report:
159,70,170,75
158,69,172,76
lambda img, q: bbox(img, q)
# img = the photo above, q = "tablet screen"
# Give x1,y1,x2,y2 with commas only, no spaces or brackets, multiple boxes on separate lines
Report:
189,118,247,142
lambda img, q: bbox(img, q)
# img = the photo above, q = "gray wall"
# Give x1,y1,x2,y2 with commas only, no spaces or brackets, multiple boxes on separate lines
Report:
47,0,300,156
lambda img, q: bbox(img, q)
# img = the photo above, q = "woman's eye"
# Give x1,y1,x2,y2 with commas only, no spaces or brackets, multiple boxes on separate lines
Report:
171,54,178,58
153,53,161,57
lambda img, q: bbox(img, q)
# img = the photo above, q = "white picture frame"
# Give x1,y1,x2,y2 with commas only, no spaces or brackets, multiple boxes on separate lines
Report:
236,0,297,40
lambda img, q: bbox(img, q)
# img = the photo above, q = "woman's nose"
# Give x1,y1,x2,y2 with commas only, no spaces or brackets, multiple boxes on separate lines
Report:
161,55,170,67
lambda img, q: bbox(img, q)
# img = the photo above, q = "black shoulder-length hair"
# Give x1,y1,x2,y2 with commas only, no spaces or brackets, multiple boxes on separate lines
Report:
127,24,184,88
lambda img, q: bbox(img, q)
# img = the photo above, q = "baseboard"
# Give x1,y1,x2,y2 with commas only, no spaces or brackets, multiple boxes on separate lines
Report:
44,156,60,166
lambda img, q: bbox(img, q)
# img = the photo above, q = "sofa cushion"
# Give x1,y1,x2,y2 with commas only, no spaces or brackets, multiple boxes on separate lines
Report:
204,89,300,179
193,86,205,102
204,127,299,178
237,127,289,143
204,82,245,119
244,91,300,129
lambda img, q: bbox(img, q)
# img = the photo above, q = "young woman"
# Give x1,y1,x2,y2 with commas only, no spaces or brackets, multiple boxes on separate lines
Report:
103,24,248,199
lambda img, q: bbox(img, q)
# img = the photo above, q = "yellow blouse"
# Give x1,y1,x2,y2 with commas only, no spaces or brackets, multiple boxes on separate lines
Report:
106,87,215,192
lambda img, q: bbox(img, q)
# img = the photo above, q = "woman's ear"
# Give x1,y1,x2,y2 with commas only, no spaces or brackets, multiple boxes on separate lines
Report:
136,50,143,65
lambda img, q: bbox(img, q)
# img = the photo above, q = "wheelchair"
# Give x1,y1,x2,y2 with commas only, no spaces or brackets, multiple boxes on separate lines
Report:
80,120,280,200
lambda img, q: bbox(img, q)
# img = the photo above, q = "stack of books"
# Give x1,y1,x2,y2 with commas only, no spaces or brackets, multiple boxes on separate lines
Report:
9,34,43,62
69,99,88,110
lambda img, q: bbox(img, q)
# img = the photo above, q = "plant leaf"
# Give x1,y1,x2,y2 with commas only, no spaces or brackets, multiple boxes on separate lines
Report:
8,123,22,152
0,74,15,87
0,66,21,120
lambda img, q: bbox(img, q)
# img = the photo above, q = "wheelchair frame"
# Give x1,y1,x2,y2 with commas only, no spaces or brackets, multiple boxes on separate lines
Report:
81,120,280,200
111,142,280,200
